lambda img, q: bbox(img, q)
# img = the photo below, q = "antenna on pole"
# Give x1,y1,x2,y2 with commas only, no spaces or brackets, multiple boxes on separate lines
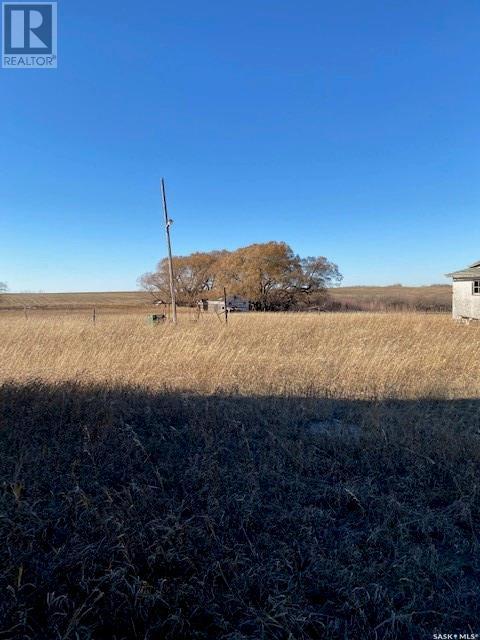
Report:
161,178,177,324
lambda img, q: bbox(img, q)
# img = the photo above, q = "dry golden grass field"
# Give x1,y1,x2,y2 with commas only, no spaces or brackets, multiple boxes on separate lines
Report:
2,308,480,639
0,310,476,398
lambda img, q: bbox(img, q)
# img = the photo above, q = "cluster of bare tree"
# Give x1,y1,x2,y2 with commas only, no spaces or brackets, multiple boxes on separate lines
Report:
139,241,342,311
0,282,7,293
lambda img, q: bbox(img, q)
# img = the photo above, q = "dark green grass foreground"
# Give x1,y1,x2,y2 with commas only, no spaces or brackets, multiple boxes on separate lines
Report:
1,383,480,639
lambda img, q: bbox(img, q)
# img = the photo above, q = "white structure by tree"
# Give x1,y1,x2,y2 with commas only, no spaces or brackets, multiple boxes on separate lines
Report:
447,260,480,320
198,295,249,314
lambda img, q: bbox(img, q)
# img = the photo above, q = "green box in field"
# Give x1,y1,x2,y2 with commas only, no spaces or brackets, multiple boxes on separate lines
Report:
146,314,164,325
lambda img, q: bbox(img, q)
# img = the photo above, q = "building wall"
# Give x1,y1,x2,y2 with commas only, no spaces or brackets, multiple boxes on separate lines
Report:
228,298,249,312
207,301,224,313
452,280,480,319
206,297,249,313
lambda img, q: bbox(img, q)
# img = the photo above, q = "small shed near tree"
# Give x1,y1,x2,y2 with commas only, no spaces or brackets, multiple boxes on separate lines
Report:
199,295,249,314
447,260,480,320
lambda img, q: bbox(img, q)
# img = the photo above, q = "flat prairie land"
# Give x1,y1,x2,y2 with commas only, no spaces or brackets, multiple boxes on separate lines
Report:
1,284,453,313
329,284,452,311
0,290,152,310
1,311,480,639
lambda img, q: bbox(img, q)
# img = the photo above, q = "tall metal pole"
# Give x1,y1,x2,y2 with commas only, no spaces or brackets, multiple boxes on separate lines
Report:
161,178,177,324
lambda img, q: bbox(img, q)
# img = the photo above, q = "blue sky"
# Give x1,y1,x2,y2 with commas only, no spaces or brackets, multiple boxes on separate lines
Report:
1,0,479,291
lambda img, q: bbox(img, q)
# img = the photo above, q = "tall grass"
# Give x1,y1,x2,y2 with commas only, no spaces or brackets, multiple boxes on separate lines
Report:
0,312,478,398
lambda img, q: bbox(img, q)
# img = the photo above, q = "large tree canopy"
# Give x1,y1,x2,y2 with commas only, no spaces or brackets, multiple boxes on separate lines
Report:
139,252,224,306
139,242,342,310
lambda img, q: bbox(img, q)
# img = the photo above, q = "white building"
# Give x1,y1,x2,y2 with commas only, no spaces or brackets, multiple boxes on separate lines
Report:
447,260,480,320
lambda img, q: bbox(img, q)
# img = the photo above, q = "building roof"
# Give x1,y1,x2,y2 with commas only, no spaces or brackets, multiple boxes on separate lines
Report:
447,261,480,279
208,295,247,303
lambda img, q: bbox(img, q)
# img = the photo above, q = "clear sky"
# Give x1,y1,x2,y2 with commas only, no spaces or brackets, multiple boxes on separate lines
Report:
1,0,479,292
